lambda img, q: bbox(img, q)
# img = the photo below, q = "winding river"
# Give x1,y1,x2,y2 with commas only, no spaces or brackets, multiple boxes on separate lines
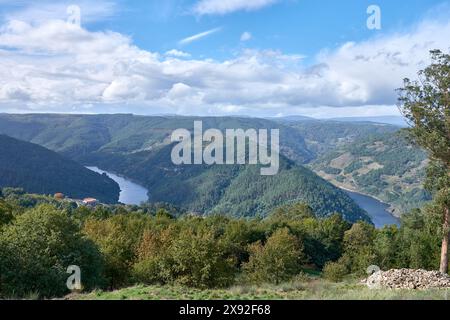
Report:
87,167,399,228
87,167,149,205
345,190,400,228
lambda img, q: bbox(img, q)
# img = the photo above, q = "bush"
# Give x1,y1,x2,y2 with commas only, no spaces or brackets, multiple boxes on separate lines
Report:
0,205,104,298
323,261,348,282
83,214,150,288
166,227,236,288
243,228,305,284
133,224,236,288
132,227,176,284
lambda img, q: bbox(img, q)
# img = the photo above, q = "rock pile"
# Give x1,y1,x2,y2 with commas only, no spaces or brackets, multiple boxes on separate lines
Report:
366,269,450,289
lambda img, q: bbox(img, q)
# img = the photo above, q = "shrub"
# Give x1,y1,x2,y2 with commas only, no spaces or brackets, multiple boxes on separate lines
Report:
0,205,104,298
132,227,176,284
243,228,304,284
83,214,150,288
133,224,236,288
166,227,236,288
323,261,348,282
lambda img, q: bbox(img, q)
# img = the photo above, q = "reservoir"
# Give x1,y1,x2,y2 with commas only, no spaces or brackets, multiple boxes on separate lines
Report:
88,166,398,227
345,190,400,228
87,167,149,205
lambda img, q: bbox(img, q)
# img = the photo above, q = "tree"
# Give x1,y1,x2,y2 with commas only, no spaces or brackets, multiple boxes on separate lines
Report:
0,205,104,298
398,50,450,273
82,214,150,288
243,228,305,284
165,227,236,288
0,199,15,227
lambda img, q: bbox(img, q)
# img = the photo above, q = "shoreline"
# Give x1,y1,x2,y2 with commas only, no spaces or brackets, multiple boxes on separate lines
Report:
335,185,401,221
86,166,150,204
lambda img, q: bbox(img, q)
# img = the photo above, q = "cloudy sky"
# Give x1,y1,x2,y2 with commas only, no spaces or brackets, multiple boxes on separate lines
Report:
0,0,449,118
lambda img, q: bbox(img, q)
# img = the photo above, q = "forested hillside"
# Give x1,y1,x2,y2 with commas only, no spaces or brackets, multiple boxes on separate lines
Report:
0,114,313,163
86,143,369,221
308,130,430,215
0,135,120,203
0,114,369,221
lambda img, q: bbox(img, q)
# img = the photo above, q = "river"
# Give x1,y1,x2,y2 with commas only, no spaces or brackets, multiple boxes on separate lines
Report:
87,167,149,205
345,190,400,228
87,166,399,227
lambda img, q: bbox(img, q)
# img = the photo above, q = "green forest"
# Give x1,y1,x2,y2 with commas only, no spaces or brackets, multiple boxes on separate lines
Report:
0,135,120,203
0,115,369,221
0,189,444,299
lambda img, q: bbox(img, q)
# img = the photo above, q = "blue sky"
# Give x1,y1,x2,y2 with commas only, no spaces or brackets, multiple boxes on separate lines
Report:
88,0,446,61
0,0,449,117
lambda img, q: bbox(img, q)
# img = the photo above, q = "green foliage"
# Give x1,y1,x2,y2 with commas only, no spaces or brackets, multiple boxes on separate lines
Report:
311,131,430,214
398,50,450,169
336,222,378,276
0,114,369,222
0,135,119,203
243,228,305,284
323,261,348,282
165,226,236,288
82,214,150,288
0,190,446,299
0,204,104,298
0,199,15,227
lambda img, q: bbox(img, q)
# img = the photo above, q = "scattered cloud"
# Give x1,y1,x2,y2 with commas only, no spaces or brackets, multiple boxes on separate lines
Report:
165,49,191,58
1,0,117,25
240,31,252,42
178,27,222,45
0,15,449,116
193,0,279,16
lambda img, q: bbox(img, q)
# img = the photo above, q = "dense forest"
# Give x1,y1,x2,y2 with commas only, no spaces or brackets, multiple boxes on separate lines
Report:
0,114,371,221
0,115,427,215
0,189,443,298
0,135,120,203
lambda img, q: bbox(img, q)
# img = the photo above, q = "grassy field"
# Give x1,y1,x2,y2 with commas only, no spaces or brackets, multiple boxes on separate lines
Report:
71,280,450,300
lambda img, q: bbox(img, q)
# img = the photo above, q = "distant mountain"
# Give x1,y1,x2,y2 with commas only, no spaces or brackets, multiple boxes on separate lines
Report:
267,115,316,122
287,120,400,157
0,135,120,203
328,116,408,127
0,114,314,164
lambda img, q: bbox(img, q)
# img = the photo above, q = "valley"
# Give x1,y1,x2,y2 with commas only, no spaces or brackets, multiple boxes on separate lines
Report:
0,114,429,223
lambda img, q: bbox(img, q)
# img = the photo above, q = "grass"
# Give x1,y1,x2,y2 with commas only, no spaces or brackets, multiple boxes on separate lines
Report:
70,279,450,300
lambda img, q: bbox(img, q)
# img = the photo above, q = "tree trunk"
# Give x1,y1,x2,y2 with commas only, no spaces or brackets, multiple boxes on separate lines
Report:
440,205,450,274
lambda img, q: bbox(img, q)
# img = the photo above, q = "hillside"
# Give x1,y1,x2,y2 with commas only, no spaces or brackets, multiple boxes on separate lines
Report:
308,131,430,215
0,114,313,164
0,114,369,222
284,120,400,157
0,135,120,203
86,143,369,221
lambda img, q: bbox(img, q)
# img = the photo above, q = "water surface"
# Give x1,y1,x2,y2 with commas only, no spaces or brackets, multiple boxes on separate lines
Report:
345,190,400,228
87,166,149,205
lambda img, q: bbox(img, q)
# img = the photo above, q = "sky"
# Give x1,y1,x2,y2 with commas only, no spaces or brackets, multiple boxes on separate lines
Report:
0,0,449,118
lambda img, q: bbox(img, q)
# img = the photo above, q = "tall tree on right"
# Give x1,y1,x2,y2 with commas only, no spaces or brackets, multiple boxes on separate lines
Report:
398,50,450,273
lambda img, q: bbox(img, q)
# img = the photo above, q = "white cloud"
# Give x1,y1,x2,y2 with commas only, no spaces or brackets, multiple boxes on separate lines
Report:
0,16,449,117
178,27,222,45
240,31,252,42
165,49,191,58
1,0,117,25
193,0,279,16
